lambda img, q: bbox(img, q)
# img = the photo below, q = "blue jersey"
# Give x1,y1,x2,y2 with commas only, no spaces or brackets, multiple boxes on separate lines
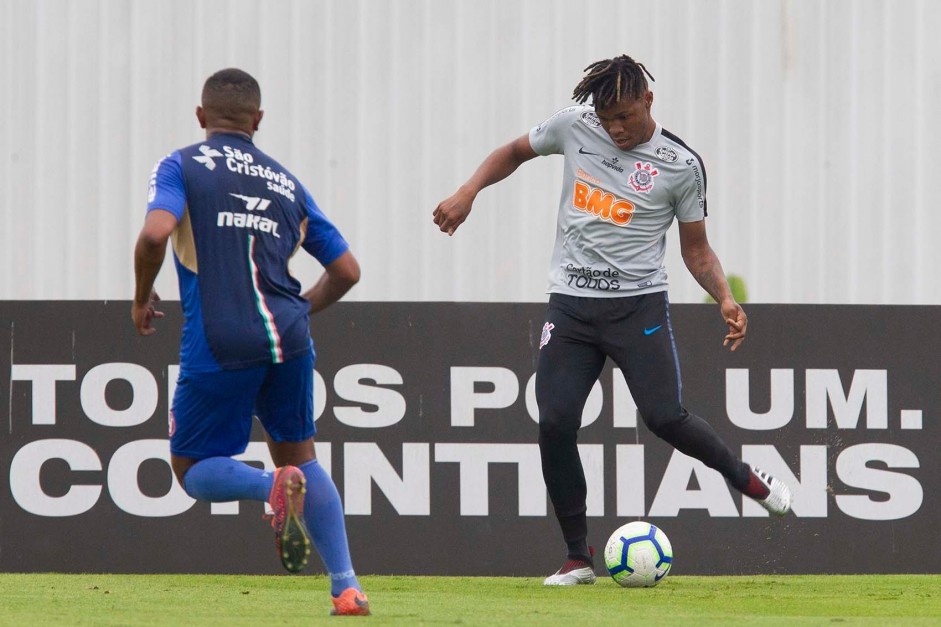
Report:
147,132,348,372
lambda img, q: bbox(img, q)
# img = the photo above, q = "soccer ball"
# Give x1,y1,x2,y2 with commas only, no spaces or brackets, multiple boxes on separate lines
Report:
603,521,673,587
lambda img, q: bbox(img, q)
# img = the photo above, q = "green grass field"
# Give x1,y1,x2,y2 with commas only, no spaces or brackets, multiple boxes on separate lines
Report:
1,573,939,625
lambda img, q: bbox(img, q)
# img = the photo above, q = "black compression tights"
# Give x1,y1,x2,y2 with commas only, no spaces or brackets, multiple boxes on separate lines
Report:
535,293,750,559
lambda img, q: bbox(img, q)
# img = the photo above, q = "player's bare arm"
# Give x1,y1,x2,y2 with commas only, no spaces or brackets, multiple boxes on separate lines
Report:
132,209,178,336
678,220,747,351
303,250,361,314
433,134,538,236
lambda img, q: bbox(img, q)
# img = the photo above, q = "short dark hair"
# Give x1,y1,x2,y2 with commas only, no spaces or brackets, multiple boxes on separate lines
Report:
201,68,261,121
572,55,655,110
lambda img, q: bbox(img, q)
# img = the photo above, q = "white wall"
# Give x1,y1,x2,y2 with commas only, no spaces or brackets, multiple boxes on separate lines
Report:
2,0,939,303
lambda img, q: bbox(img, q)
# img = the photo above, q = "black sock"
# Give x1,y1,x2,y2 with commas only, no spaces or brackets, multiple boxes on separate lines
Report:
559,512,591,562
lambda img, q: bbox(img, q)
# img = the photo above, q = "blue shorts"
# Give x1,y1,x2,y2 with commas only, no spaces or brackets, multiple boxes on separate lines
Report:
170,350,316,459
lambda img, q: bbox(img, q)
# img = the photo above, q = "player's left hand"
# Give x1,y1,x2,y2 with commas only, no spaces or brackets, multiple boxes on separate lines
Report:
132,290,165,336
719,298,747,351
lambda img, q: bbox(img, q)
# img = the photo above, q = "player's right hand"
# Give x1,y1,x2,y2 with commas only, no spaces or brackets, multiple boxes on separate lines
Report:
433,188,474,236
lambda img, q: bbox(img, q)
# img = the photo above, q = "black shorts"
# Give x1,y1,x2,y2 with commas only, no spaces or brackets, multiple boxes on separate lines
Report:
535,291,683,430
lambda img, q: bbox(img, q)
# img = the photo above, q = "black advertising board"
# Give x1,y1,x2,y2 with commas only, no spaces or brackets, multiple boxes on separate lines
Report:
0,301,938,575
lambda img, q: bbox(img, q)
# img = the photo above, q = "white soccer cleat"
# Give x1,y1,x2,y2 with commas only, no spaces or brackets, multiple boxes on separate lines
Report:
543,553,597,586
749,465,792,516
543,565,596,586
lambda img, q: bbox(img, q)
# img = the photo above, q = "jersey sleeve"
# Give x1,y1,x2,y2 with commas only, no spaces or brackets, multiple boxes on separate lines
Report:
300,185,349,266
674,154,708,222
147,151,186,219
528,106,581,156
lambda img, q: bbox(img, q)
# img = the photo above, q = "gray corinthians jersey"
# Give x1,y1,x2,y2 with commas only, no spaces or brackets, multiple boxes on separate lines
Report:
529,105,707,298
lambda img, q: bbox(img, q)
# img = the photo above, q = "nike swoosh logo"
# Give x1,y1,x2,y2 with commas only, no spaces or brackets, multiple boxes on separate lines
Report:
578,147,599,156
643,325,662,336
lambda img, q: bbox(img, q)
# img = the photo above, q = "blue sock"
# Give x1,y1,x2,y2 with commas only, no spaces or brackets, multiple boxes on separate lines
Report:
298,459,360,596
182,456,271,502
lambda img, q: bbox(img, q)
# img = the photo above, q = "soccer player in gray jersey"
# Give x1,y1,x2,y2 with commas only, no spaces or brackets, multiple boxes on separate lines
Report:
434,55,792,586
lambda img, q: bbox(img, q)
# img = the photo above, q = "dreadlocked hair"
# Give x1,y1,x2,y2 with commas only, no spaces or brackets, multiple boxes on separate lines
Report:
571,55,655,109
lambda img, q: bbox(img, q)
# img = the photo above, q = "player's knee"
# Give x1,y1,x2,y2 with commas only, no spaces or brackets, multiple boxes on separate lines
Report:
640,406,686,439
538,394,589,430
538,411,579,445
180,475,199,499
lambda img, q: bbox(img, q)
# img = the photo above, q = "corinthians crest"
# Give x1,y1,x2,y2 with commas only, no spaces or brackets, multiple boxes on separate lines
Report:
629,161,659,193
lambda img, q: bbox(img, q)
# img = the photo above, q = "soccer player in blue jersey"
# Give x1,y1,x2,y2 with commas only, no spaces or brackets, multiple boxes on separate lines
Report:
434,55,792,586
132,68,369,616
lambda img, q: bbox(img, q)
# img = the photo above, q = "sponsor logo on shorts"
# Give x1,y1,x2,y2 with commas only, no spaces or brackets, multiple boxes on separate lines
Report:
539,322,555,348
629,161,659,193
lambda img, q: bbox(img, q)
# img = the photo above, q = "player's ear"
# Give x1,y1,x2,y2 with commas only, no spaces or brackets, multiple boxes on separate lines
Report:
645,91,654,110
254,110,264,131
196,106,207,129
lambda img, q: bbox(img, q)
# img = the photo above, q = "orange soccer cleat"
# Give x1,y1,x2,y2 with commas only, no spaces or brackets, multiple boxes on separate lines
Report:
330,587,371,616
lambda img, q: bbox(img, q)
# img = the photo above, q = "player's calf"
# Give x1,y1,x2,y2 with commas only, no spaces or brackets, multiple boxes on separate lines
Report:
268,465,312,573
